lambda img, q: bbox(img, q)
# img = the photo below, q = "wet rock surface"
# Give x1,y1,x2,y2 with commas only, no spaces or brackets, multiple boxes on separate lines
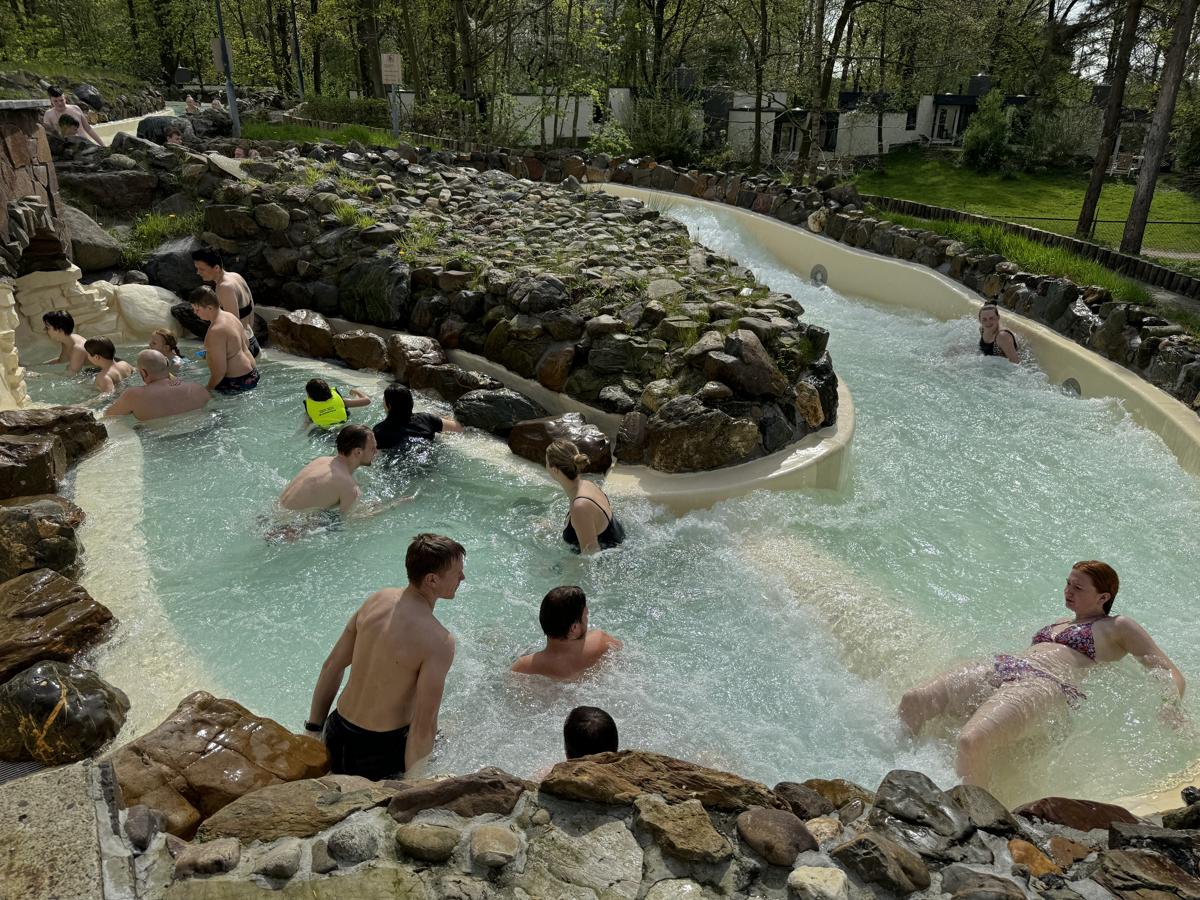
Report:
0,495,83,582
0,568,114,682
507,412,612,472
0,406,107,466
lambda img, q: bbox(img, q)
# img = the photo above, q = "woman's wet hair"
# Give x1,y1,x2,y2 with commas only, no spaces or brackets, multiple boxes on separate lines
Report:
383,383,414,424
563,706,618,759
539,586,587,639
978,303,1001,321
84,336,117,361
151,328,180,356
545,440,589,480
306,378,333,401
335,423,372,456
190,247,222,268
1073,560,1120,614
405,533,466,584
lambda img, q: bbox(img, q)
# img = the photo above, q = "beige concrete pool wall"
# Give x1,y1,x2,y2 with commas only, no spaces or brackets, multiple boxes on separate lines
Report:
256,306,855,514
600,183,1200,480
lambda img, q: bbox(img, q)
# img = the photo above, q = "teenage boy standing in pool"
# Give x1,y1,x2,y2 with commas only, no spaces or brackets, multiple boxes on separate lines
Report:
306,534,464,780
41,310,90,374
192,247,261,357
189,287,259,393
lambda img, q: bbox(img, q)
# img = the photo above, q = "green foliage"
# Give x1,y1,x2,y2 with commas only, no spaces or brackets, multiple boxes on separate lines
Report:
588,119,633,157
1173,92,1200,175
332,201,376,229
120,211,203,268
240,121,415,149
393,217,444,262
626,96,702,164
301,96,392,129
883,212,1149,302
961,91,1010,173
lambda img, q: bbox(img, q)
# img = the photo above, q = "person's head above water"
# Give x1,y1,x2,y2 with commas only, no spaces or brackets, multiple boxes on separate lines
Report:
563,706,618,759
58,114,79,136
383,383,414,423
545,440,589,481
47,86,66,112
191,246,224,282
978,303,1001,330
84,336,118,363
405,533,467,597
540,586,588,641
1069,560,1119,616
42,309,75,337
149,329,180,358
136,349,171,382
335,423,377,464
306,378,334,402
189,285,221,322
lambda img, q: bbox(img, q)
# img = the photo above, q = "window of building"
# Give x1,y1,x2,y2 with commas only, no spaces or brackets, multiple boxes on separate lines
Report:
905,107,917,130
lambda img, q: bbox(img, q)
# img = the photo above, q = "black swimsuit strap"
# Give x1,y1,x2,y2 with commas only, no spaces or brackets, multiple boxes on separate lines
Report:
573,494,612,523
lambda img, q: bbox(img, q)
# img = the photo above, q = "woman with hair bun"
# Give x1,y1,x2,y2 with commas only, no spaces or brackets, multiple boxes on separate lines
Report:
546,439,625,554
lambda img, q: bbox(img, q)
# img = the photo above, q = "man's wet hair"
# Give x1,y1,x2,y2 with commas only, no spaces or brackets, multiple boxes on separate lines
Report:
335,423,372,456
405,533,466,584
58,114,79,130
306,379,333,401
189,286,220,309
539,586,587,640
83,337,117,360
42,310,75,334
190,247,223,268
564,706,618,759
47,86,64,98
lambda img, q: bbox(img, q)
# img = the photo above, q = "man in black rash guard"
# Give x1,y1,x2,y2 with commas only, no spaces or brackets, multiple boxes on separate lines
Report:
373,383,463,451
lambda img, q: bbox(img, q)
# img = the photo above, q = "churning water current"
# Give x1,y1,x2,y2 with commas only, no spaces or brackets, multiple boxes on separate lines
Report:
27,203,1200,804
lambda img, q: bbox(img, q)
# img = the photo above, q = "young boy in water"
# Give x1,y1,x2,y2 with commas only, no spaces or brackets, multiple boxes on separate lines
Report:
41,310,90,374
84,337,134,393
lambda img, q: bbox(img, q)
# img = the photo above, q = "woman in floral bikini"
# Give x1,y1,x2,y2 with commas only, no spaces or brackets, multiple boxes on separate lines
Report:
898,560,1186,787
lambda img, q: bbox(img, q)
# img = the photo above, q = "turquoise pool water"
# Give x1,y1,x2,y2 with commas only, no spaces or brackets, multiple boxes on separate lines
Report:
26,207,1200,804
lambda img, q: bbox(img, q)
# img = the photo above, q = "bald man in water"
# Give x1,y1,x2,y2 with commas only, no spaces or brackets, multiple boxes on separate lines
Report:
104,350,210,421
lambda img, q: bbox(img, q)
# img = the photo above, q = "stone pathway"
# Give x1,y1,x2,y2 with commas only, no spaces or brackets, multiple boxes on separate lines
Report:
0,761,103,900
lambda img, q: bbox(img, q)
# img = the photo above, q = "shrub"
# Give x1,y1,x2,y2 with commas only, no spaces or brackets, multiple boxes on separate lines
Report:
300,95,391,129
961,90,1010,173
588,119,633,157
121,211,203,268
627,95,702,164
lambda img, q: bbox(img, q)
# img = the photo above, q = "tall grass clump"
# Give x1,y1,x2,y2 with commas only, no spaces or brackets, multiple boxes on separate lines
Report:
121,211,203,268
332,201,377,229
883,212,1150,303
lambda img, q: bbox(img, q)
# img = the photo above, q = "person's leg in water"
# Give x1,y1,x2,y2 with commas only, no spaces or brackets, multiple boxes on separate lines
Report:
899,662,993,735
956,678,1066,786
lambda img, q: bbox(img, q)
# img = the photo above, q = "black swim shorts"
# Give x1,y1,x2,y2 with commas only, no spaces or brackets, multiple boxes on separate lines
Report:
323,708,409,781
215,368,260,394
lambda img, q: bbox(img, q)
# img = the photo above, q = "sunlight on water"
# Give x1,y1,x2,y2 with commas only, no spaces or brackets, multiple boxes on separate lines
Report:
27,205,1200,803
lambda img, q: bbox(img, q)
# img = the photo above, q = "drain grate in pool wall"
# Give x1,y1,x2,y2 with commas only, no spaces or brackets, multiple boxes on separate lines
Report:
0,759,44,785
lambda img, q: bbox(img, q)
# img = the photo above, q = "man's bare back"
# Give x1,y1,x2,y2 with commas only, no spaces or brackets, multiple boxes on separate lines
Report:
107,378,210,421
512,629,621,680
279,456,361,513
203,309,254,388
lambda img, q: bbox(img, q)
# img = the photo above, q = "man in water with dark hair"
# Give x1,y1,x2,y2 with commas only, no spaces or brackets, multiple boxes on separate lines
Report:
190,286,259,393
41,310,90,374
191,247,261,357
511,586,622,680
563,706,619,759
278,424,412,519
43,87,103,145
373,383,462,451
307,533,465,779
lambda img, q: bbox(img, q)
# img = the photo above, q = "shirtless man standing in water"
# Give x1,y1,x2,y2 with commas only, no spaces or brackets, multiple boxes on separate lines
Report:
192,247,261,356
307,534,464,779
190,287,259,393
104,350,210,421
279,424,378,515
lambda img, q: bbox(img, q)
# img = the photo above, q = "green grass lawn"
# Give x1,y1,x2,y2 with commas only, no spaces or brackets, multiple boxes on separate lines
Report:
855,149,1200,254
240,120,441,150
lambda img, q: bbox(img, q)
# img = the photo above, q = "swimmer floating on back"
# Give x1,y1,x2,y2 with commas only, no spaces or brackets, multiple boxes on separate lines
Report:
898,560,1185,788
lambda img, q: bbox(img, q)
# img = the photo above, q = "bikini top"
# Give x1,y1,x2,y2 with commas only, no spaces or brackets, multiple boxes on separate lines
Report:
562,494,626,552
980,329,1018,357
1031,619,1102,660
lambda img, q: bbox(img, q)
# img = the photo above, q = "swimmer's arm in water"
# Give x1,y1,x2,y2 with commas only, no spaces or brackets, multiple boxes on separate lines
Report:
344,388,371,409
1115,616,1186,699
349,491,418,520
203,331,227,390
440,417,464,433
405,632,455,775
339,482,362,517
996,330,1019,364
307,610,358,728
94,371,115,394
102,391,135,418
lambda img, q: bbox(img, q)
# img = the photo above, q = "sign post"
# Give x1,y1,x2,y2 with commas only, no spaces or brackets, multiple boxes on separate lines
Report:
212,0,241,138
381,53,403,138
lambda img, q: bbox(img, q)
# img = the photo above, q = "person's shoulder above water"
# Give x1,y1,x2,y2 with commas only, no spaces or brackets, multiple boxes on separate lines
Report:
406,411,444,440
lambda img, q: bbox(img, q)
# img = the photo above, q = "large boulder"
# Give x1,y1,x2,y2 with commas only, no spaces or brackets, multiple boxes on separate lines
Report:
0,568,114,682
830,831,930,894
268,309,336,359
736,806,817,865
0,660,128,765
198,774,399,842
387,767,531,824
541,750,786,813
634,794,732,863
63,206,122,272
188,108,233,139
702,330,789,398
0,434,65,499
143,236,204,296
644,396,761,472
0,406,106,466
871,770,971,840
507,413,612,472
453,389,547,437
108,691,329,839
1014,796,1138,831
340,259,413,328
388,334,446,382
333,330,388,371
135,115,194,144
113,284,183,339
510,273,571,313
0,496,82,582
203,205,260,240
57,170,160,214
409,363,502,402
71,83,104,110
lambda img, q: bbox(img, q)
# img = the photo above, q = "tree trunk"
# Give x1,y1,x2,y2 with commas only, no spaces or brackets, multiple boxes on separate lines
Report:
310,0,321,94
796,0,826,172
399,0,424,98
1077,0,1141,237
452,0,477,100
751,0,769,170
839,12,854,90
875,3,886,168
276,3,295,96
804,0,856,183
1120,0,1198,254
355,0,383,98
125,0,139,49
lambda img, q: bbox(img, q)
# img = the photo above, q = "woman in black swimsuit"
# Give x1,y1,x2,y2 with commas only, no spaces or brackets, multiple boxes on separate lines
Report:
546,440,625,554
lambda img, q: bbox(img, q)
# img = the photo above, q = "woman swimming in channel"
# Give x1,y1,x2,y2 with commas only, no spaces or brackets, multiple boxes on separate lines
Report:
898,560,1185,787
546,439,625,555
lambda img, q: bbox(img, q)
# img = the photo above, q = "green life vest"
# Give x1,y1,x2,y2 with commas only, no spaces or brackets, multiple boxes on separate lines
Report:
305,391,348,429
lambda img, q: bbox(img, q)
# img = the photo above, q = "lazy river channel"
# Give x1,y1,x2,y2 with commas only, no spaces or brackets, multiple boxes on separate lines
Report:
27,200,1200,807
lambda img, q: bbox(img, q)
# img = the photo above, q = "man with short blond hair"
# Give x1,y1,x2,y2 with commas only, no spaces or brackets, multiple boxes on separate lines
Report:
307,534,466,779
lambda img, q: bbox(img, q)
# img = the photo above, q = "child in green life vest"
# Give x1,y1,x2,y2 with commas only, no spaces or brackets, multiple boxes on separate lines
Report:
302,379,372,430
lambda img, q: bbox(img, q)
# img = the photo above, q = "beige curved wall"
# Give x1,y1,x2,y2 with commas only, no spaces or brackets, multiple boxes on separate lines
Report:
600,184,1200,479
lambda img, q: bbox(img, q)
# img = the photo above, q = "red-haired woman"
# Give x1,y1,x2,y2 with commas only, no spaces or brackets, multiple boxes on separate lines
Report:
899,560,1185,786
